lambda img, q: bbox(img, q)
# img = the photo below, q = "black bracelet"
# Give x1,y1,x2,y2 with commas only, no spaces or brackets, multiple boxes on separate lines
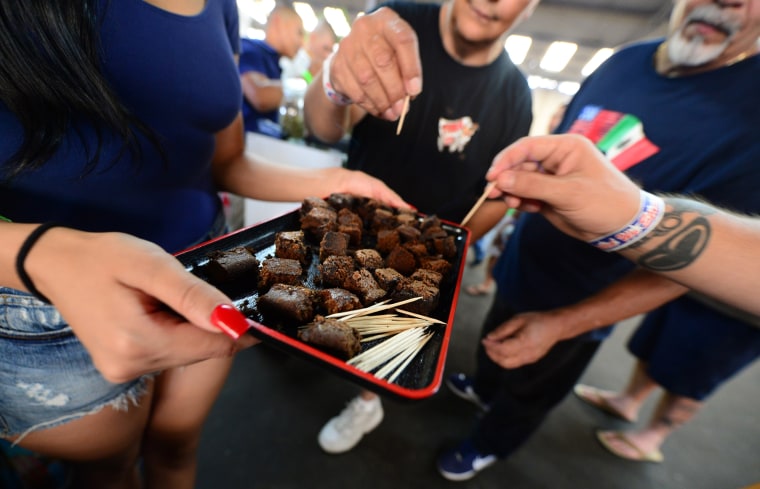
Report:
15,223,64,303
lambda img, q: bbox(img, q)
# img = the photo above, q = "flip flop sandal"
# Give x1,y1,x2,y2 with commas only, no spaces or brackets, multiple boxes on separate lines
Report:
465,284,494,296
596,430,664,463
573,384,637,423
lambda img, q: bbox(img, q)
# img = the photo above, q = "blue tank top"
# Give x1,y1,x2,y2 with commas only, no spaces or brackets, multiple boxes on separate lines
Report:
0,0,241,253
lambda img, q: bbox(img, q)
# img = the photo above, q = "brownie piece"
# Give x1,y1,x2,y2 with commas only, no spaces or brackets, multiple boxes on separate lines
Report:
258,284,316,323
371,208,397,233
300,196,331,215
275,230,310,265
319,288,363,315
353,197,384,221
391,279,440,315
205,246,259,283
395,210,419,227
422,226,448,242
420,215,442,231
327,193,357,211
432,235,457,259
318,255,356,287
403,240,430,259
344,268,387,305
410,268,443,287
337,208,363,246
374,267,405,291
259,257,302,289
385,245,417,276
353,249,384,270
418,256,452,277
298,315,362,359
319,231,350,262
396,224,421,242
376,229,400,254
300,206,337,241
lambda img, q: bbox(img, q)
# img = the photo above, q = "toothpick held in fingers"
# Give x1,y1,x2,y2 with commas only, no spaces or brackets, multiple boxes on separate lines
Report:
396,95,411,135
460,181,497,227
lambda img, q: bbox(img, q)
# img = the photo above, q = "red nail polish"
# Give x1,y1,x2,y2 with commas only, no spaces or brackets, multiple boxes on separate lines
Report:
210,304,249,340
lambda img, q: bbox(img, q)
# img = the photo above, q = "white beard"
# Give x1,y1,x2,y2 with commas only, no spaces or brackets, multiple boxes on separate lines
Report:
667,32,731,66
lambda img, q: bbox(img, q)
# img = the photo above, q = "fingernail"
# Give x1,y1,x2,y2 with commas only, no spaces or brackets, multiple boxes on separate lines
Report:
407,76,422,95
393,99,405,116
210,304,249,340
383,107,397,121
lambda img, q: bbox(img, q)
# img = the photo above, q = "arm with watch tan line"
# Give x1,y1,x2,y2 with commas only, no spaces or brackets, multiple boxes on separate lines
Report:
484,134,760,317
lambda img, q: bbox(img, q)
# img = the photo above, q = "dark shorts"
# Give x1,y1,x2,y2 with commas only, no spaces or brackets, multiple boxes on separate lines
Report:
629,297,760,401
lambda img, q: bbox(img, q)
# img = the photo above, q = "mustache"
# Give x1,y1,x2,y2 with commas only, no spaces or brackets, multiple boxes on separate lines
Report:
684,4,742,38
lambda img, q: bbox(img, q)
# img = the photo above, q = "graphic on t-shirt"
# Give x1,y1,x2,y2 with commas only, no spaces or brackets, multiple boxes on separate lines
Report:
437,117,479,153
568,105,659,171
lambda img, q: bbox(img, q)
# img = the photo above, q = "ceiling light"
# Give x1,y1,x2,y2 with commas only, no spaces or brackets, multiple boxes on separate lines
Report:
557,81,580,96
293,2,318,32
581,48,614,76
323,7,351,37
527,75,558,91
504,35,532,65
539,41,578,73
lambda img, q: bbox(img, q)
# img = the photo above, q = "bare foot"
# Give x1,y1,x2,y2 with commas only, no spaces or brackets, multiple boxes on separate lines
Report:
574,384,638,422
596,430,664,463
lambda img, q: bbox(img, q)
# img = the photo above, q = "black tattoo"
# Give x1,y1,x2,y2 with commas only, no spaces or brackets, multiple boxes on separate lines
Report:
632,198,714,272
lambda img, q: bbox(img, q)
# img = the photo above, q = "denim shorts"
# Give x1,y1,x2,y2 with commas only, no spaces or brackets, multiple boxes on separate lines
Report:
0,211,228,440
0,288,150,440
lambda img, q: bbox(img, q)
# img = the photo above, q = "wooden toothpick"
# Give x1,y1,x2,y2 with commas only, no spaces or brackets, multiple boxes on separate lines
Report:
460,181,497,227
396,95,411,135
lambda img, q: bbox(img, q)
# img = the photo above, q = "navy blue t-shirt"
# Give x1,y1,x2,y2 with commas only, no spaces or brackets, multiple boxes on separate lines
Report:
496,39,760,339
0,0,241,253
239,38,283,135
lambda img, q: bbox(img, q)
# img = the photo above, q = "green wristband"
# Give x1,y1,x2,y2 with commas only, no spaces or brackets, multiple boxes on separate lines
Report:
0,215,11,222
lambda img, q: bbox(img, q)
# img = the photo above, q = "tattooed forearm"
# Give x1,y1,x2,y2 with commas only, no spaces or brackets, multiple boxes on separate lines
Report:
630,198,715,272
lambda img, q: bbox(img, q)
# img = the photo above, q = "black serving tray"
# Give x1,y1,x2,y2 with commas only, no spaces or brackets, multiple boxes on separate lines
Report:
176,208,470,401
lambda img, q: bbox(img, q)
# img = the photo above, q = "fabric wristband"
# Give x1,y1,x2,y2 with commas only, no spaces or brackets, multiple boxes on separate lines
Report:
16,222,64,303
588,190,665,252
322,52,352,106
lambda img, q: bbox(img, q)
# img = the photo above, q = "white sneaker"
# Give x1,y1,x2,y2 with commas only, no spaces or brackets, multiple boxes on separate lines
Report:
318,396,384,454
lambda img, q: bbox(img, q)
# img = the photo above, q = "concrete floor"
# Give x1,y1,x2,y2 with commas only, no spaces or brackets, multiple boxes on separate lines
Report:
196,255,760,489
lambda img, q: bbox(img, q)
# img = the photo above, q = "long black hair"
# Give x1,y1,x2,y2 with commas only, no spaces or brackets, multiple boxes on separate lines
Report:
0,0,161,179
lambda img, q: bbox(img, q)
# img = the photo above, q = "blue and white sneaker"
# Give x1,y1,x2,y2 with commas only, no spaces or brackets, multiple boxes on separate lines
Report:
446,373,490,411
437,439,497,481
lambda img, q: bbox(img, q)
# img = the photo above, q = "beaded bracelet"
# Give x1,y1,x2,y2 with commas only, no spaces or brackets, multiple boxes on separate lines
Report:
16,222,64,303
322,52,352,106
588,190,665,252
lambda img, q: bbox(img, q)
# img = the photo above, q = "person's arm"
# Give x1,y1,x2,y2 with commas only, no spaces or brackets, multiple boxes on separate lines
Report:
0,222,257,383
482,269,687,368
212,113,410,208
465,199,511,242
485,134,760,316
303,6,422,143
240,71,283,113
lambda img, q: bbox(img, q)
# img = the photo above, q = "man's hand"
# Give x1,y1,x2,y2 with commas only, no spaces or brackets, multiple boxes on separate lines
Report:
485,134,642,242
328,7,422,120
481,310,567,368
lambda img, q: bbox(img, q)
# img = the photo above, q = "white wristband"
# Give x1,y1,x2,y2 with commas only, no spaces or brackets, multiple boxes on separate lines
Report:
322,52,352,106
588,190,665,252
